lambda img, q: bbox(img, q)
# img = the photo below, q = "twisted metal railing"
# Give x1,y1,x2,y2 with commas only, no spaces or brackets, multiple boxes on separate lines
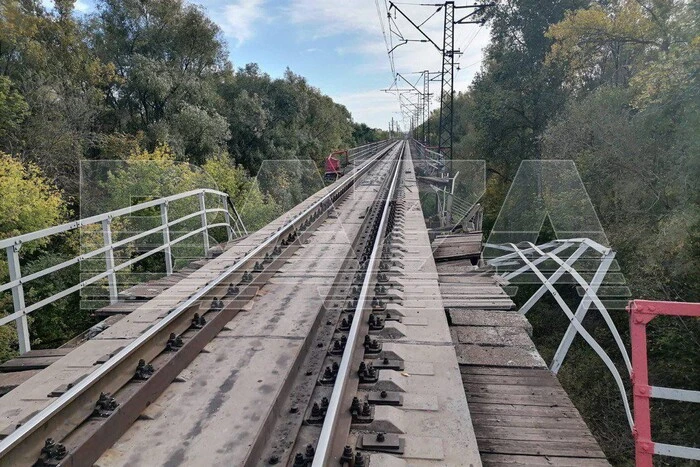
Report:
487,239,700,465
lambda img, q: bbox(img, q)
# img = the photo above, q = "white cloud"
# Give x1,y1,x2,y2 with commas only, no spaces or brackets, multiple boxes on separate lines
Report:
286,1,381,38
74,0,90,12
287,0,491,128
217,0,266,46
332,89,403,129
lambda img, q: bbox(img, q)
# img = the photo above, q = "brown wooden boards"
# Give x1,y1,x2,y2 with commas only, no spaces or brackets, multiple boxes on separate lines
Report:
438,259,610,465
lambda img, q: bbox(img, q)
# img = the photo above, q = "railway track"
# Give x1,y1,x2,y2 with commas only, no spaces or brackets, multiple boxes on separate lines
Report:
0,136,639,467
0,139,481,466
0,140,400,466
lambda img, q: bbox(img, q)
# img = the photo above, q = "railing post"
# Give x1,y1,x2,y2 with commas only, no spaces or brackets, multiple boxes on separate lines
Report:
101,218,118,304
6,244,30,354
629,301,654,467
221,194,233,242
198,191,210,256
160,201,173,275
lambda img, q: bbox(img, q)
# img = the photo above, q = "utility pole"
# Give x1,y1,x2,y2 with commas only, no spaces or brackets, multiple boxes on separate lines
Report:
395,73,431,146
388,1,492,174
438,2,455,173
402,70,442,146
423,70,429,145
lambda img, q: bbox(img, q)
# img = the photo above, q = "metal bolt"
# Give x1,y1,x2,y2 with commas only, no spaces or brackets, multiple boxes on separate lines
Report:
376,432,385,442
292,453,306,466
367,364,376,378
350,397,361,415
339,446,353,465
305,444,315,459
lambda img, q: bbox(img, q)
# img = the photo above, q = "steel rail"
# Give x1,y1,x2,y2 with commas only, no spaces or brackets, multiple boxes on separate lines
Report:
313,141,405,466
0,140,399,462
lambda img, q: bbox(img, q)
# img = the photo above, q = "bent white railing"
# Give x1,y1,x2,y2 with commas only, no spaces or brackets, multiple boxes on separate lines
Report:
487,239,634,429
411,139,444,172
0,188,246,353
487,240,700,464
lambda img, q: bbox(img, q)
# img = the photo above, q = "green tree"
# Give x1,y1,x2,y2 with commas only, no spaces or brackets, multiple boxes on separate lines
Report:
91,0,231,164
0,76,28,139
0,153,66,255
0,153,68,360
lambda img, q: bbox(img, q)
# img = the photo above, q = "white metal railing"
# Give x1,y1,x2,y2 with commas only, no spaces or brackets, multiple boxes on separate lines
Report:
348,140,393,164
487,241,700,464
411,139,444,172
0,188,246,354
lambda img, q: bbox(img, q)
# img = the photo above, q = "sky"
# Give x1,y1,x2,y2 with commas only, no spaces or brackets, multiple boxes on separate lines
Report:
60,0,492,130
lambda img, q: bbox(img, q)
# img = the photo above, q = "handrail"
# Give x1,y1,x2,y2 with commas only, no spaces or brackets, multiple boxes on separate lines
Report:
1,188,243,353
628,300,700,466
0,188,229,250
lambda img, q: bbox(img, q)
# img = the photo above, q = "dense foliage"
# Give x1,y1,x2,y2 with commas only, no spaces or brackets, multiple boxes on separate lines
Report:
419,0,698,463
0,0,386,356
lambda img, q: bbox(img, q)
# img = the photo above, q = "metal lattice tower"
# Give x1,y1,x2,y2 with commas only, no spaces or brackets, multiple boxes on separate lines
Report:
423,70,430,145
438,2,455,170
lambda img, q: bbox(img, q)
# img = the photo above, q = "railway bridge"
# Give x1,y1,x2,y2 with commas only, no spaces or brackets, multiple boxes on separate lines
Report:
0,140,697,466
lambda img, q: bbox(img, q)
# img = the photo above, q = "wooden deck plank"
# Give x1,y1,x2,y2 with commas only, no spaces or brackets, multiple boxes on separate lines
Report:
443,298,515,309
17,349,71,358
0,354,67,372
461,374,561,387
471,413,590,430
455,344,547,368
465,392,573,407
461,366,554,377
467,402,581,418
463,382,571,397
448,309,531,332
0,370,41,396
452,326,534,347
481,453,610,466
438,258,609,466
476,426,599,443
476,438,607,458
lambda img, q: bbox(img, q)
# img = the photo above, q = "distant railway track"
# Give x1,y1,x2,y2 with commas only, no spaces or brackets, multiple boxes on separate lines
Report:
0,142,401,466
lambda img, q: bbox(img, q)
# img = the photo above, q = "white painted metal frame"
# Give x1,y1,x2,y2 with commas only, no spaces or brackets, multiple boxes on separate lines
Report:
0,188,245,353
411,139,444,172
486,238,635,429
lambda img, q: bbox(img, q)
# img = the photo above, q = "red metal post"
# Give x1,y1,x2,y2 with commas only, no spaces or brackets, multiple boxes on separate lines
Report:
628,300,654,467
627,299,700,466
